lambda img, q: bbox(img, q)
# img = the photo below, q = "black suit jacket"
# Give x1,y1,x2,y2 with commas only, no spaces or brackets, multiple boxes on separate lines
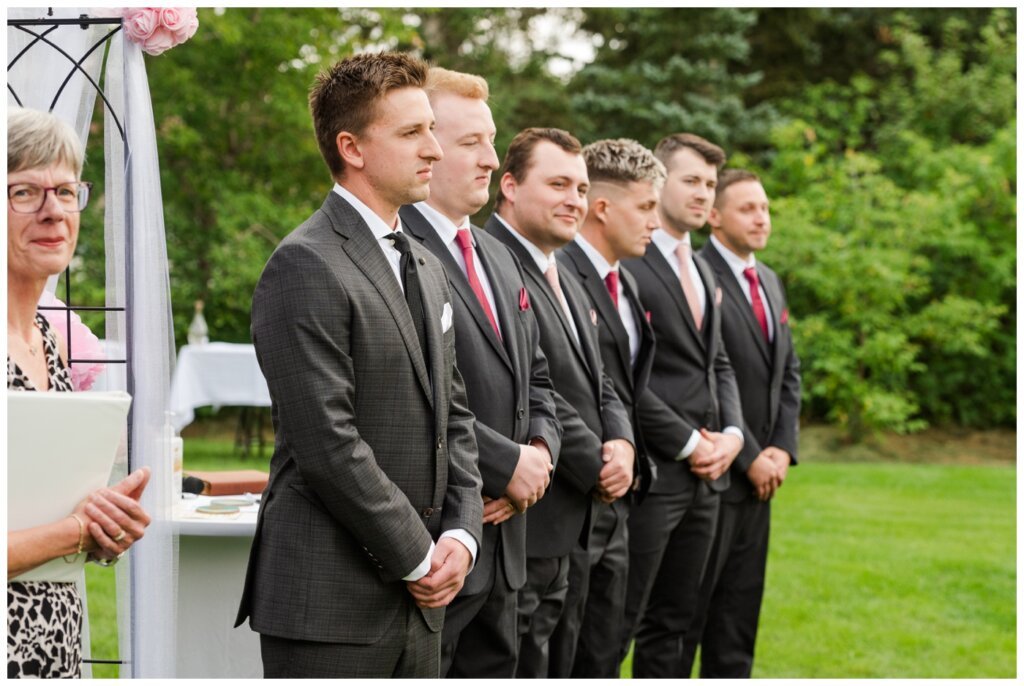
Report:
401,204,563,592
557,241,657,502
236,192,483,643
624,238,743,496
486,215,634,558
699,241,801,502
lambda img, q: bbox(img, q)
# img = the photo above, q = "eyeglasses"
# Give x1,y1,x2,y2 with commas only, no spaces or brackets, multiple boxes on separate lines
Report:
7,182,93,214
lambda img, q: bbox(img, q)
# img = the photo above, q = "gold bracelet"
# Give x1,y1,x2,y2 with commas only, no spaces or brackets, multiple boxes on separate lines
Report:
62,514,85,563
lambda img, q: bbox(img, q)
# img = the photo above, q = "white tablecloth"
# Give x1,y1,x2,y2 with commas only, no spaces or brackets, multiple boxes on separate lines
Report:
168,343,270,431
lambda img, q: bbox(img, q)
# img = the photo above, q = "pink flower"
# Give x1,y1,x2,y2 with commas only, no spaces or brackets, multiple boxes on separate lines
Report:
160,7,198,41
142,26,177,56
122,8,158,42
37,291,106,391
120,7,199,56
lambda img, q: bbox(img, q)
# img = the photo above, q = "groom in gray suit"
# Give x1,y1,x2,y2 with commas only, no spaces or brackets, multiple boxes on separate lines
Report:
235,52,483,678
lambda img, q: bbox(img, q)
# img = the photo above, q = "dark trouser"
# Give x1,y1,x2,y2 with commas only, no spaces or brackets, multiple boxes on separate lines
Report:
683,495,771,678
619,481,719,678
440,548,518,678
514,554,570,678
259,595,439,678
549,500,630,678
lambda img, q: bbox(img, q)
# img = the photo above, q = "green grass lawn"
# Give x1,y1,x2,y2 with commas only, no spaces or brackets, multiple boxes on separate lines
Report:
87,433,1015,678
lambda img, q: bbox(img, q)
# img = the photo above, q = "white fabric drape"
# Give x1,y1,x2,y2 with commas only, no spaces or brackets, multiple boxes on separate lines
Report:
7,7,179,677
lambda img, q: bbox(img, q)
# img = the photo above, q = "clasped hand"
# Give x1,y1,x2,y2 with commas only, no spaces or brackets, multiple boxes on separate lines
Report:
595,438,634,504
689,429,742,481
76,466,152,560
406,537,472,609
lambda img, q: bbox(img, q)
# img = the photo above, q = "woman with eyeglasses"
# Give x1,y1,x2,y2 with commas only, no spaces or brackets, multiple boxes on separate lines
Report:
7,107,152,678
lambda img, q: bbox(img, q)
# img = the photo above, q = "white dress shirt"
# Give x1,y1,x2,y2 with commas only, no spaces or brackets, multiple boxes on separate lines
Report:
332,184,477,577
649,227,743,459
574,234,640,364
709,234,774,342
415,201,502,338
496,214,580,344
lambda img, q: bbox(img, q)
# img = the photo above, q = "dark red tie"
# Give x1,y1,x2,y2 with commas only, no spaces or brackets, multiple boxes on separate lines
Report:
743,267,770,342
455,229,501,340
604,269,620,309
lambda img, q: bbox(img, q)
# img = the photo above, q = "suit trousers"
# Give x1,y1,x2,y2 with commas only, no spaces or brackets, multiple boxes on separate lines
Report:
683,495,771,678
514,554,570,678
548,500,630,678
619,480,719,678
259,594,439,678
440,541,518,678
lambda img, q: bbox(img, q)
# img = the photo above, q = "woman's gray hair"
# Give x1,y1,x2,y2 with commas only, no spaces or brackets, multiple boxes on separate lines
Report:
7,107,84,176
583,138,666,187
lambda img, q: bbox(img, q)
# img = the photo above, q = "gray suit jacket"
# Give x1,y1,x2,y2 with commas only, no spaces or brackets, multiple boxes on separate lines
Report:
486,215,634,558
700,241,801,502
235,191,483,643
624,241,743,495
401,205,562,593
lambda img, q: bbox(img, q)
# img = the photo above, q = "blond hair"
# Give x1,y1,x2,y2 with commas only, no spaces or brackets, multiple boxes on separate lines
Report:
7,107,84,176
424,66,489,101
583,138,665,188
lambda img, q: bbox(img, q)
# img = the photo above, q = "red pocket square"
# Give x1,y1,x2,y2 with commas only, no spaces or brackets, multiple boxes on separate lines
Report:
645,310,652,323
715,287,723,306
780,308,789,325
519,287,530,311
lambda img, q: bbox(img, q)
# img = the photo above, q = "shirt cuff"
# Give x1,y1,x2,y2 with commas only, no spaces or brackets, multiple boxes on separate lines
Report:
675,430,702,461
402,541,435,581
722,426,745,444
440,529,478,572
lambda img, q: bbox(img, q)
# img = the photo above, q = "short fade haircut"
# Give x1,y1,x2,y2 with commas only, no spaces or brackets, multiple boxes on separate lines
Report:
8,106,84,176
583,138,665,189
654,132,726,171
424,66,489,102
714,169,761,208
309,51,428,179
496,127,582,210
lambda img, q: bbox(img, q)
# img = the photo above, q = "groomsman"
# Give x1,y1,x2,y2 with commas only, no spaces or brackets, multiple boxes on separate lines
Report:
485,128,636,678
686,169,801,677
399,67,562,677
550,138,662,677
620,133,745,677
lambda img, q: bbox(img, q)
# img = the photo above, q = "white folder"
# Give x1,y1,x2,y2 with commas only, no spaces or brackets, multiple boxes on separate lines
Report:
8,391,132,582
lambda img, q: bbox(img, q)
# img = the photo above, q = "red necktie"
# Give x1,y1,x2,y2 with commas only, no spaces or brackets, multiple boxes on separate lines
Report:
743,267,770,342
455,229,501,340
604,269,620,309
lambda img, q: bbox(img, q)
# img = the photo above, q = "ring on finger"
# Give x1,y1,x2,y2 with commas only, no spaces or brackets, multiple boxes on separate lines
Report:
113,530,126,542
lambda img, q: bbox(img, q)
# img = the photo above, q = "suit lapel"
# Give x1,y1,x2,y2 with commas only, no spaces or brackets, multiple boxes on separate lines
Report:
326,194,432,405
646,245,704,349
693,254,718,365
473,235,517,371
760,265,788,402
621,269,655,385
415,243,447,413
703,244,771,366
401,206,512,371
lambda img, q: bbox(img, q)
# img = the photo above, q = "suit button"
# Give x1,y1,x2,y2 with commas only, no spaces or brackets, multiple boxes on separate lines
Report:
436,436,443,449
517,408,525,419
422,507,434,517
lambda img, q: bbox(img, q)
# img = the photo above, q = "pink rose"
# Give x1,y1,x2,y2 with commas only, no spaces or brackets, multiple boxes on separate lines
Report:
159,7,188,33
142,26,177,56
122,8,159,42
37,291,106,391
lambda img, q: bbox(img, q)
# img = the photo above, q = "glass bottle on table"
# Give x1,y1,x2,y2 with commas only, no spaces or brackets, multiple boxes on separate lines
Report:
187,299,208,346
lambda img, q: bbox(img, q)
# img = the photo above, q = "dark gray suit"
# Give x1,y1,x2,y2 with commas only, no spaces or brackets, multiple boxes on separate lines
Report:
682,240,801,677
549,241,658,678
400,205,562,677
619,236,744,677
235,191,484,678
485,215,634,678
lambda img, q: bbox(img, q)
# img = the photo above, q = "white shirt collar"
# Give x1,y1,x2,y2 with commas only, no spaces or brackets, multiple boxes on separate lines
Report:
574,233,617,280
333,182,402,240
495,213,556,274
709,234,757,280
414,201,470,247
651,227,689,262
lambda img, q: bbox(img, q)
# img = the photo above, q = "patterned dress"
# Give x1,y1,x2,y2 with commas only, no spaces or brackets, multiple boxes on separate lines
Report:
7,313,84,679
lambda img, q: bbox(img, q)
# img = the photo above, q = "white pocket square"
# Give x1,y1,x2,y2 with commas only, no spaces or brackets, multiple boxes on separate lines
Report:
441,302,453,332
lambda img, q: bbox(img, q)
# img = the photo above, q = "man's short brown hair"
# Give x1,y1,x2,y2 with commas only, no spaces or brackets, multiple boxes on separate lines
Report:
654,133,727,172
424,67,489,102
309,51,428,179
496,127,582,209
714,169,761,208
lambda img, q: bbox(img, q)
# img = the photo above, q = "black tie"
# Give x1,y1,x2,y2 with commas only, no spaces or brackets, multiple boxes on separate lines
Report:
388,231,429,366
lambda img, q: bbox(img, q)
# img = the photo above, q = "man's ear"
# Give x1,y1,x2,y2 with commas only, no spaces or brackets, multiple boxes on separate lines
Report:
591,196,611,225
337,131,365,171
707,206,721,229
499,172,517,207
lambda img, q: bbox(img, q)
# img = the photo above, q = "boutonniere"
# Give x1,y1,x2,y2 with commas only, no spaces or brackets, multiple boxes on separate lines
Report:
645,310,652,323
589,308,598,326
780,308,790,325
714,287,723,306
519,287,530,311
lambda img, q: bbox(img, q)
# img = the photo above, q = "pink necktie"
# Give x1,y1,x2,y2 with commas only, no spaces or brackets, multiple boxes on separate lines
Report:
604,269,620,309
544,262,574,325
455,229,501,340
743,267,770,342
675,242,703,330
